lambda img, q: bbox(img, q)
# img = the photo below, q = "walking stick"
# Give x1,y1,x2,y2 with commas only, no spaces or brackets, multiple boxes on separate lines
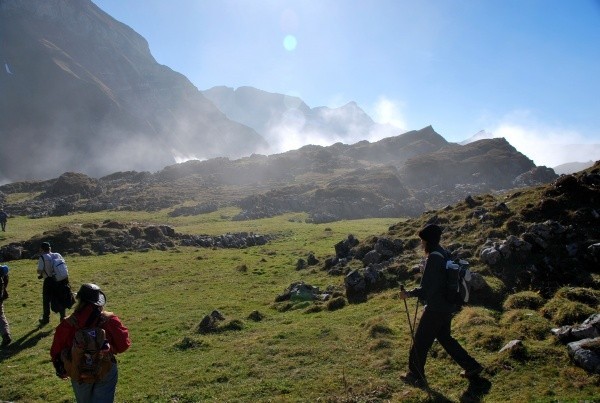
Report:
400,285,431,396
400,285,416,344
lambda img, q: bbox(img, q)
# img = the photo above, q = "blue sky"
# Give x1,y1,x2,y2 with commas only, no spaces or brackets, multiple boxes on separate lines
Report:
93,0,600,167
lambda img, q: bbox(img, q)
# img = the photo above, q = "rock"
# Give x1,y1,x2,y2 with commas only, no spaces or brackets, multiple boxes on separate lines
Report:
499,339,524,354
567,337,600,374
362,250,381,266
552,313,600,343
345,269,367,303
197,310,225,334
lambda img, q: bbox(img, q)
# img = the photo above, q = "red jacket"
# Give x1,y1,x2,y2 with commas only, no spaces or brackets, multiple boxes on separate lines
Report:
50,304,131,361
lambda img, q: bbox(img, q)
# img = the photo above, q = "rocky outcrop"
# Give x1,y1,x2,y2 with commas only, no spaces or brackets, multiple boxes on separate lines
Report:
552,314,600,374
0,221,272,260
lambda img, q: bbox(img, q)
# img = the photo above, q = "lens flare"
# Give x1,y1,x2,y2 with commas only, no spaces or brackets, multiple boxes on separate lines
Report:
283,35,297,51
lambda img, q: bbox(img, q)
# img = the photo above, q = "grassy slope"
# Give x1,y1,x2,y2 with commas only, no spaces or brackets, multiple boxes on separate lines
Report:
0,207,598,402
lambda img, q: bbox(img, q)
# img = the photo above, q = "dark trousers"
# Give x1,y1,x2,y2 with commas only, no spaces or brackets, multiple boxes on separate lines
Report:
408,308,479,379
42,277,65,321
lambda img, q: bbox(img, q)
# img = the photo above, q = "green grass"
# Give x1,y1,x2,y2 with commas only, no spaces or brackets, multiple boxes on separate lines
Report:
1,210,599,402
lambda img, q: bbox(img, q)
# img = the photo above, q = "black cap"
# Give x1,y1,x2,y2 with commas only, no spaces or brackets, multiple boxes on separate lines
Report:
76,283,106,307
418,224,442,245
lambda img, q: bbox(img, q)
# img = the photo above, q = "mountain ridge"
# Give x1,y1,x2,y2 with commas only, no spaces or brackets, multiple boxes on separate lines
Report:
0,0,266,183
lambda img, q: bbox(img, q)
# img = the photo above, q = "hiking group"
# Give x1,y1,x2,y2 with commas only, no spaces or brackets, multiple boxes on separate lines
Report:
2,225,482,401
35,241,132,402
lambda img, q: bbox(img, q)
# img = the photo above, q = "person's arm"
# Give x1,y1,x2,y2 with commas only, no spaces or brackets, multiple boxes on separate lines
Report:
50,321,72,379
105,315,131,354
37,256,45,277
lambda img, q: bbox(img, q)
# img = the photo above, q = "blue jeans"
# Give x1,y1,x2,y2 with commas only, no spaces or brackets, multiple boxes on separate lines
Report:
71,363,118,403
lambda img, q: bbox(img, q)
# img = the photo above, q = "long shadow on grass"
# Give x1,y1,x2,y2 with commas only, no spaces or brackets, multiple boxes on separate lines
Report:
0,327,53,361
459,377,492,403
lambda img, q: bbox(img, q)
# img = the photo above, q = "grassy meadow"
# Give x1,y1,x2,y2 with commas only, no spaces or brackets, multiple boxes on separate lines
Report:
0,209,598,402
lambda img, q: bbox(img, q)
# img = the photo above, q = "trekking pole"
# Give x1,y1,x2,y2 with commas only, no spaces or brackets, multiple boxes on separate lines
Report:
400,285,415,344
412,297,419,335
400,284,432,396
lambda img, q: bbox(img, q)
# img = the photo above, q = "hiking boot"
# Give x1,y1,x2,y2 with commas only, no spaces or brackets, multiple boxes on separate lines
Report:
401,372,427,388
39,317,50,326
461,364,484,379
1,333,11,347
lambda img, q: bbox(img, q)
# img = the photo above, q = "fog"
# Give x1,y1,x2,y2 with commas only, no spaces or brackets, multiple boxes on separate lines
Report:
493,123,600,168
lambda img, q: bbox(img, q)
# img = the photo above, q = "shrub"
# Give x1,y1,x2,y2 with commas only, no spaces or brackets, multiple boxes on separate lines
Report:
471,275,507,309
499,309,552,341
174,337,209,351
454,307,503,351
454,306,498,330
326,296,346,311
220,319,244,332
540,297,596,326
363,317,394,338
304,304,323,314
554,287,600,306
470,328,506,352
503,291,545,310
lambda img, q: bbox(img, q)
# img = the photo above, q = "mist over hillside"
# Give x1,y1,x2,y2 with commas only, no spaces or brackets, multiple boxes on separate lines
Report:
202,86,401,153
0,0,265,184
0,0,593,188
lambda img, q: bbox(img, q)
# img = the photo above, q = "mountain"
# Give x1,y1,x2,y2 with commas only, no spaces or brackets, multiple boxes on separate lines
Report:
0,126,557,223
458,129,494,145
553,161,595,175
202,86,400,152
0,0,266,183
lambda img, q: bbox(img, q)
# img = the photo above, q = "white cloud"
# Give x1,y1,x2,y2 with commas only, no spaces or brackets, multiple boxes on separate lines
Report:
371,96,407,130
492,122,600,168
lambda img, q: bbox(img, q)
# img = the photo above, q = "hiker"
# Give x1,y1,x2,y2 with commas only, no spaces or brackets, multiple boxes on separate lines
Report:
37,241,65,325
0,265,11,347
0,208,7,231
50,284,131,403
399,224,483,387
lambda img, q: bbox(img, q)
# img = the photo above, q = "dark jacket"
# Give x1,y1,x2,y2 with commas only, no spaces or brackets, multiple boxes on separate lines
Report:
410,245,456,313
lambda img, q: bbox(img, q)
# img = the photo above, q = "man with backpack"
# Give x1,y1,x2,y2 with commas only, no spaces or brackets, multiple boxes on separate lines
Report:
37,241,67,325
0,265,11,347
399,224,483,388
50,283,131,402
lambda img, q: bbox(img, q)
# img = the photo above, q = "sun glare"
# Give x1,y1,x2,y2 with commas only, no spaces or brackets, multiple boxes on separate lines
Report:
283,34,297,51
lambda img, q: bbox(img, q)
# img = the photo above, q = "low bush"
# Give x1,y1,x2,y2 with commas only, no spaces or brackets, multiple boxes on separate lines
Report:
503,291,545,310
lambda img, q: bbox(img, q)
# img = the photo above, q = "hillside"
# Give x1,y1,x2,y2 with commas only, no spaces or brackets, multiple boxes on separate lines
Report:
0,127,555,226
0,0,265,182
0,162,597,401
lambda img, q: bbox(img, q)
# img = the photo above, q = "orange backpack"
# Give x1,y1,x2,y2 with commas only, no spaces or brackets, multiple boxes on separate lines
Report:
61,314,114,383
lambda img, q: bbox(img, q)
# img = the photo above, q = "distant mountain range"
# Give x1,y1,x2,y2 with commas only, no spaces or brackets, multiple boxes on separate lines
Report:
0,0,594,188
1,125,558,222
202,86,400,153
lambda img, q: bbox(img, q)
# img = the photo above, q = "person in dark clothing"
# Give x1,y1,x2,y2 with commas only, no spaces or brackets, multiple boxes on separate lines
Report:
399,224,483,387
0,265,11,347
37,241,65,325
0,209,7,232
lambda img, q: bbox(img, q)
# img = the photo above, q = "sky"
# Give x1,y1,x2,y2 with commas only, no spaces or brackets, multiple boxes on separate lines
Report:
92,0,600,167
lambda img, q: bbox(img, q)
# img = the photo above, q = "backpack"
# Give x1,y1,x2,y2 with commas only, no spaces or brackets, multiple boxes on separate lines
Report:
50,253,69,281
61,314,114,383
430,251,472,305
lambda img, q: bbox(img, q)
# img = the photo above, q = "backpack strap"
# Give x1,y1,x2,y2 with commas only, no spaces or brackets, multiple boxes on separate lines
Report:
40,254,53,278
430,251,445,259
